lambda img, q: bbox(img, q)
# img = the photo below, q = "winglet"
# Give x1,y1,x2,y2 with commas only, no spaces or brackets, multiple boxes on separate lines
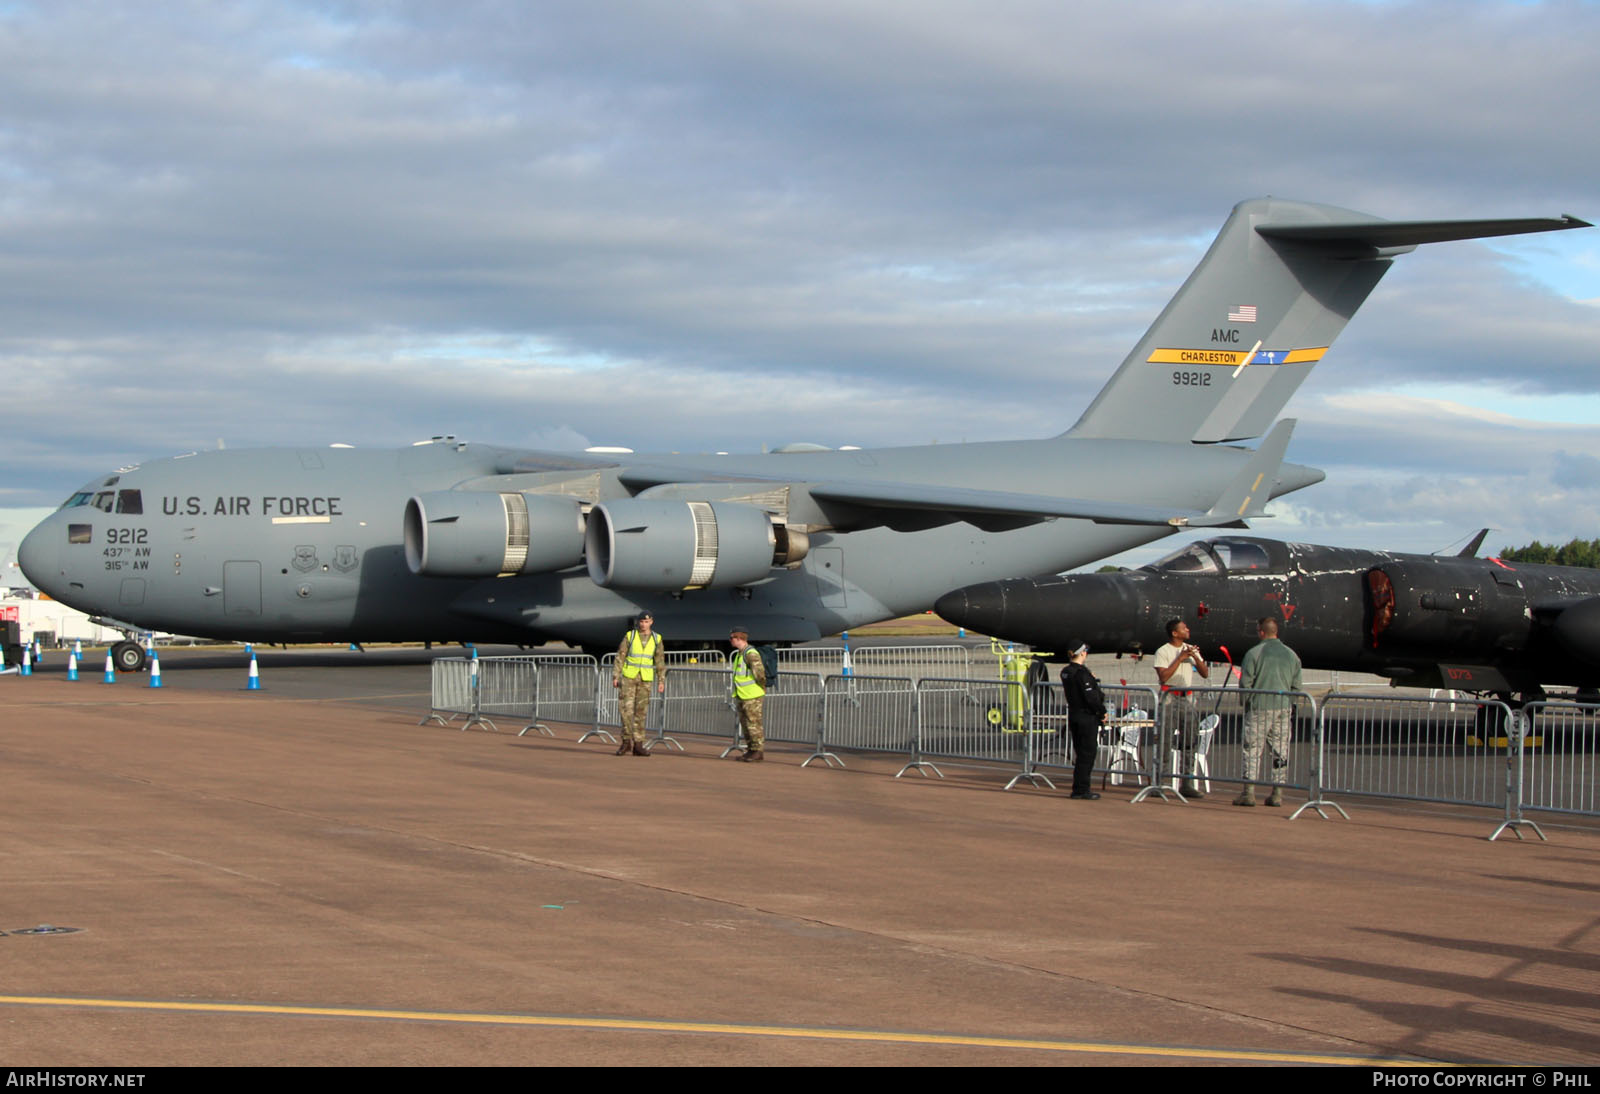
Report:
1189,419,1296,527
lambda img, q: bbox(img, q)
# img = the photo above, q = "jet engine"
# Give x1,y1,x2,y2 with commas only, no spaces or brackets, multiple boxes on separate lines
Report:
1551,596,1600,666
585,498,808,591
404,491,586,577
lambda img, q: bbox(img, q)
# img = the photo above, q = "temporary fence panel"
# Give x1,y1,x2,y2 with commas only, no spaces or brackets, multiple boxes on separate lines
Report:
1520,702,1600,818
1029,683,1162,788
914,677,1027,766
661,666,736,746
422,657,476,725
776,648,847,675
476,657,539,726
1148,684,1318,794
600,649,727,669
822,674,917,757
1315,693,1513,810
528,655,602,733
762,671,826,746
850,645,974,682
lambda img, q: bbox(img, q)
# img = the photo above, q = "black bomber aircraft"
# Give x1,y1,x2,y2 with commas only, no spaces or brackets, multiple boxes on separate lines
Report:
935,535,1600,703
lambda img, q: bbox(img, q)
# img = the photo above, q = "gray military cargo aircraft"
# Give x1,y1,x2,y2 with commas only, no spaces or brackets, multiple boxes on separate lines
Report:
18,198,1589,671
934,535,1600,702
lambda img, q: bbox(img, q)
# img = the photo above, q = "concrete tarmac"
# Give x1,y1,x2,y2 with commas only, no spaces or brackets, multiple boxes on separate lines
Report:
3,655,1598,1066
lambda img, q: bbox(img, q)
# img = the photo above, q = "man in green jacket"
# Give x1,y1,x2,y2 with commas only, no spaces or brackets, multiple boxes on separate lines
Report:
1235,617,1302,807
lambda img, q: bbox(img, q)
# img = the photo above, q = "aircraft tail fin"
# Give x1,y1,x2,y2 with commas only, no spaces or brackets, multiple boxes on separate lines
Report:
1456,528,1491,559
1065,198,1589,444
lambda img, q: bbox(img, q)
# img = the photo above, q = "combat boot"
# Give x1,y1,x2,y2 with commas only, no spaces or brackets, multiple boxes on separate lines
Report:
1180,782,1204,800
632,740,651,756
614,741,632,755
740,749,765,763
1233,787,1257,807
1265,787,1283,807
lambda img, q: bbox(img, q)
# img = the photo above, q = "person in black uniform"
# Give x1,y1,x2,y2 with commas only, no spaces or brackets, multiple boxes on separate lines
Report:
1059,642,1106,800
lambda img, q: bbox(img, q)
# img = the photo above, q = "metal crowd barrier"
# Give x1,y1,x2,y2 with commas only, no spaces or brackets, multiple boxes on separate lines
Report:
816,674,920,773
417,654,1596,840
915,676,1034,784
1122,683,1318,805
1309,693,1527,835
659,666,735,753
422,657,478,728
519,654,601,738
776,644,975,682
593,650,725,746
1518,702,1600,820
476,656,539,733
1029,682,1162,791
851,645,976,681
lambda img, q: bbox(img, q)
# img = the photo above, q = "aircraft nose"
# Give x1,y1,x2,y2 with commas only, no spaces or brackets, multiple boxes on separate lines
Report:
935,582,1009,634
17,517,60,593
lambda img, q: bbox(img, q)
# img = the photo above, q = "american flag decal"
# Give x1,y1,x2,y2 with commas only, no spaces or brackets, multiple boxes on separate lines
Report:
1228,305,1257,322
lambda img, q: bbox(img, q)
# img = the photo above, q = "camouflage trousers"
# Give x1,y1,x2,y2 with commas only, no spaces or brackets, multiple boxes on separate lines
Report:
1242,707,1292,785
1162,692,1199,781
736,696,765,752
617,676,654,745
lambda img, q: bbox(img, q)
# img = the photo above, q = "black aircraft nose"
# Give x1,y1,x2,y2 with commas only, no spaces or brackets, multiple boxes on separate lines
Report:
936,582,1008,634
939,573,1147,652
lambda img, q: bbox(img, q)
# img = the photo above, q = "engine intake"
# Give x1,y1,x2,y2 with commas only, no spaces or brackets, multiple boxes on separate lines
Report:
585,499,806,590
405,491,586,577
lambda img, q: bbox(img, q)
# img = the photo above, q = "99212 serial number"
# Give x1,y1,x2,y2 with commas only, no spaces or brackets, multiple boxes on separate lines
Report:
1172,371,1212,387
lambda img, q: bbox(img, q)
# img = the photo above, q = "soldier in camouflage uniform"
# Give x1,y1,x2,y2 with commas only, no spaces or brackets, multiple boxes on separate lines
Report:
728,628,767,762
612,611,666,756
1235,617,1302,807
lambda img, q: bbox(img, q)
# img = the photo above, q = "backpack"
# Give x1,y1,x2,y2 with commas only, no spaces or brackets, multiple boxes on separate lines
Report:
755,644,779,684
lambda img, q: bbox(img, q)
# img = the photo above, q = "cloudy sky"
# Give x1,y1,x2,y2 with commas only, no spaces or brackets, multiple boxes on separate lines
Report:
3,0,1598,578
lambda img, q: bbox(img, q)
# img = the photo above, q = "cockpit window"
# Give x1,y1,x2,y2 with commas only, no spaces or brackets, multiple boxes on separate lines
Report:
90,492,115,513
1211,539,1272,572
1150,542,1220,575
61,492,93,509
116,489,143,515
68,523,92,544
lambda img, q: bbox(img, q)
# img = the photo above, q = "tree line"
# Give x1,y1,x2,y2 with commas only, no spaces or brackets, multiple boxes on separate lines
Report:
1497,537,1600,568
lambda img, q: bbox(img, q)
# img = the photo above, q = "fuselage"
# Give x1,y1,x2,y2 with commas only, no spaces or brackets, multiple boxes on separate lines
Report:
936,537,1600,694
18,437,1316,648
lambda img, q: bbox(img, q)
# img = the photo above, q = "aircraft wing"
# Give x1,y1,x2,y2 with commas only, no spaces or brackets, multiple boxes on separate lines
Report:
807,480,1233,528
622,421,1300,532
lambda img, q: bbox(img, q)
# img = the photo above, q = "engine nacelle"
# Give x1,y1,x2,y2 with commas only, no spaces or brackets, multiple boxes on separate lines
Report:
1552,596,1600,666
585,499,804,590
405,491,586,577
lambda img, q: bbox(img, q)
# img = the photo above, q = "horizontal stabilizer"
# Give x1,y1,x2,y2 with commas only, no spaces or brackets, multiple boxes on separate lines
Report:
1068,199,1592,445
1259,215,1590,254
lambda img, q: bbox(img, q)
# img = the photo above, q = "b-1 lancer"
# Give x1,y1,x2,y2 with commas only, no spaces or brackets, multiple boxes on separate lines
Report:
935,535,1600,702
18,199,1589,671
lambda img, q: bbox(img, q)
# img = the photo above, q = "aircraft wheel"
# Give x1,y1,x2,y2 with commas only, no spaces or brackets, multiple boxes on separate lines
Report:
112,641,147,674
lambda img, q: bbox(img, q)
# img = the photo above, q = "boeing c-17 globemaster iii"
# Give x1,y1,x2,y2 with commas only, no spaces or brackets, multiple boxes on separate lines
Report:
18,199,1589,671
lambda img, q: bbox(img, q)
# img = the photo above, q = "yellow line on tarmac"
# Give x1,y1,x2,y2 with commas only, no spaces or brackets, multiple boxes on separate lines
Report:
0,995,1429,1065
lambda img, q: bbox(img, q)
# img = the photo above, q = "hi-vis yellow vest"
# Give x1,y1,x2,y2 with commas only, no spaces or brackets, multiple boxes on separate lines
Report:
732,648,765,700
622,631,660,682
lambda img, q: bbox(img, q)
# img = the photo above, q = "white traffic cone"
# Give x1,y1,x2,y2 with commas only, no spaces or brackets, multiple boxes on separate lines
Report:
246,651,261,690
148,649,162,688
20,645,30,676
67,648,79,681
102,651,116,683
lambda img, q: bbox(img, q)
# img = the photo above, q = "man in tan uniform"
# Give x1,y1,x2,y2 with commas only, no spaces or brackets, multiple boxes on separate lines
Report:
612,611,665,755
